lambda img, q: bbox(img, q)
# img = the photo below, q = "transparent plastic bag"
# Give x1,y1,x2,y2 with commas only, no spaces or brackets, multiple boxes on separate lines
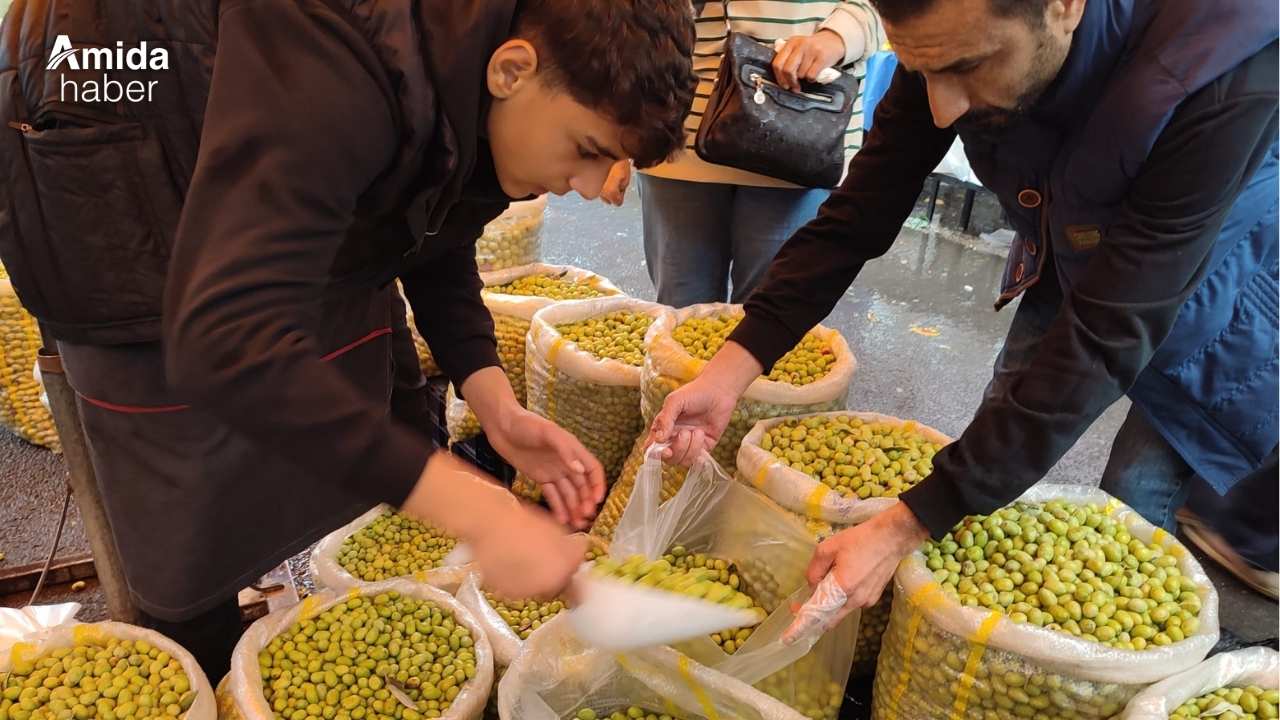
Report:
0,276,60,450
606,446,858,720
446,264,622,444
398,282,442,378
871,485,1221,720
737,411,953,676
475,196,547,272
641,305,855,469
310,505,471,593
589,436,690,543
496,615,808,720
445,384,484,445
220,580,494,720
1120,647,1279,719
526,298,666,481
1,609,216,720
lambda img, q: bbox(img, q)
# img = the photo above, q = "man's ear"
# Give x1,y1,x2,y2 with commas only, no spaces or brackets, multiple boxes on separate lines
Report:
487,39,539,99
1046,0,1087,36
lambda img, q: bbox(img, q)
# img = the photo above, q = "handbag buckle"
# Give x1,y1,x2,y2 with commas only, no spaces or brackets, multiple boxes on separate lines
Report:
751,74,767,105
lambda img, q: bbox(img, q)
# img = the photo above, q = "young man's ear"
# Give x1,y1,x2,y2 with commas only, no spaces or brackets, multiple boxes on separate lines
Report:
488,40,540,99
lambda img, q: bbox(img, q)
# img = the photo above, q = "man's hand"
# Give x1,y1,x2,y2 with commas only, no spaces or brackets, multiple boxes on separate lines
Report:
401,452,587,600
795,503,930,632
648,340,762,465
602,161,632,207
487,408,606,529
772,30,846,92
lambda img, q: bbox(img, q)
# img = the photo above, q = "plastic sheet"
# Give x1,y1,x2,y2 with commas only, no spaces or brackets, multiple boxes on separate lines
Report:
220,580,493,720
640,304,854,469
310,504,471,593
526,298,666,481
1120,647,1279,719
474,196,547,272
496,616,808,720
871,485,1221,720
589,436,690,544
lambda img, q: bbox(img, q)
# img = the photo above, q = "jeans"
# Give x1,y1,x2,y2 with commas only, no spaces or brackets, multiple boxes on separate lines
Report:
637,174,830,307
988,271,1195,533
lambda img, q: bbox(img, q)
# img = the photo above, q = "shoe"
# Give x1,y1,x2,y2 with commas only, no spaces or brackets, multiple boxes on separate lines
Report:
1177,508,1279,601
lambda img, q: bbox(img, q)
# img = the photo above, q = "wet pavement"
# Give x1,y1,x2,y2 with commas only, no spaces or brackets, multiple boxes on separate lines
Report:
0,188,1274,698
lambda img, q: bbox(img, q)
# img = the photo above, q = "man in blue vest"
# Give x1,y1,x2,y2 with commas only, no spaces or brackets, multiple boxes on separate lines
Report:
651,0,1279,623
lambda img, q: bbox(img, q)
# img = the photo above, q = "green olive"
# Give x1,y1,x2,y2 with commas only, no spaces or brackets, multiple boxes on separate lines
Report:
573,707,686,720
1172,686,1279,719
337,511,457,582
482,594,565,641
554,311,653,367
474,211,543,272
487,274,610,301
0,280,60,450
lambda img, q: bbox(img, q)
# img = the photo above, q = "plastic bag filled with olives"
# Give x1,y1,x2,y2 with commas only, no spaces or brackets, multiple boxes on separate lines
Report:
640,304,855,470
0,271,60,451
525,298,667,482
0,608,216,720
1119,647,1278,719
398,283,442,378
606,445,858,720
474,196,547,273
871,485,1221,720
220,580,494,720
445,264,622,445
495,615,807,720
309,505,472,593
737,412,952,676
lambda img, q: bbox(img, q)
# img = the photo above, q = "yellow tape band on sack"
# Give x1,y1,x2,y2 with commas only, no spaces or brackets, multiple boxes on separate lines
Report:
950,611,1002,720
71,624,109,647
806,483,832,519
547,337,566,366
676,655,719,720
9,641,37,669
346,588,361,601
902,420,918,434
888,582,946,709
1104,498,1124,516
298,596,323,621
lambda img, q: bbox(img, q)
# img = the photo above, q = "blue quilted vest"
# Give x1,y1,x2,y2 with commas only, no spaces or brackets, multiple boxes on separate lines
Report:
962,0,1279,492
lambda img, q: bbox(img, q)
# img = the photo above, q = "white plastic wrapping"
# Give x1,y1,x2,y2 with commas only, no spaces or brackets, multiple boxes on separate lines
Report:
446,264,623,444
222,580,494,720
475,196,547,272
0,610,216,720
606,446,858,719
590,436,691,543
445,383,483,444
496,615,808,720
1120,647,1279,719
310,504,471,593
641,304,855,469
455,574,524,670
872,485,1222,719
526,298,666,480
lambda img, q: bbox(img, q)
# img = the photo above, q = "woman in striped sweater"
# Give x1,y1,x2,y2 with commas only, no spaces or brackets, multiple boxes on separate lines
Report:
635,0,884,307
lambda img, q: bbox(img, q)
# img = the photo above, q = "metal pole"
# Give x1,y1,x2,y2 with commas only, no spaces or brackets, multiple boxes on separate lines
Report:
36,344,139,623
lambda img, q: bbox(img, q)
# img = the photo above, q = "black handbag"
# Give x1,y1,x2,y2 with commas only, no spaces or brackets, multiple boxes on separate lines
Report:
694,6,859,188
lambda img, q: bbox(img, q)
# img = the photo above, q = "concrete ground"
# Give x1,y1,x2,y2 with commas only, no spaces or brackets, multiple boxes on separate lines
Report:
0,189,1274,709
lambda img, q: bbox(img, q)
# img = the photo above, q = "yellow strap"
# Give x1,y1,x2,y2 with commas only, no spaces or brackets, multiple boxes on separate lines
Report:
298,596,322,621
346,588,361,601
9,641,36,668
752,464,772,489
901,420,918,434
950,611,1002,720
805,483,831,519
676,655,719,720
547,337,566,366
71,624,108,647
888,583,945,711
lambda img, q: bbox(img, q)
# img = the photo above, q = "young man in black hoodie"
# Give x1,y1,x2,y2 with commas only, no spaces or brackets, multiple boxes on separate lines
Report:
0,0,696,679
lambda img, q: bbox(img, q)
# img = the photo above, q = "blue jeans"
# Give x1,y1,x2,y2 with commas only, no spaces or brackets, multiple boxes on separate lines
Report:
638,174,830,307
987,271,1195,532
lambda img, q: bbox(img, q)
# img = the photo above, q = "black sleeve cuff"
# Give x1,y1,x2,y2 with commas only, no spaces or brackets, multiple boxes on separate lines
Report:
899,473,975,540
437,336,501,395
728,311,806,374
354,424,435,507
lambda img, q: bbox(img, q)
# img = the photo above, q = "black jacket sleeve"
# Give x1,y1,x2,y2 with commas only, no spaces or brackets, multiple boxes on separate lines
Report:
163,0,430,506
901,45,1280,538
729,67,957,367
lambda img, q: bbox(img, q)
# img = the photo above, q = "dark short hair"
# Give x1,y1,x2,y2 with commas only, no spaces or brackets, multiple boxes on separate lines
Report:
871,0,1048,26
513,0,698,169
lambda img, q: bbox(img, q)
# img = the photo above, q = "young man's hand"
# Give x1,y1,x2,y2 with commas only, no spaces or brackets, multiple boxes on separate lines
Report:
487,408,606,529
601,161,633,207
401,452,587,599
772,30,847,92
648,341,762,465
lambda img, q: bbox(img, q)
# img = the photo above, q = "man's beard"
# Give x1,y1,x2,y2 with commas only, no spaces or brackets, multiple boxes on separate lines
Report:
954,35,1058,136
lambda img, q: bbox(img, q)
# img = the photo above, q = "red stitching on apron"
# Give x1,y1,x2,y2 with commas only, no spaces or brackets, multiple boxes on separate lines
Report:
78,326,394,414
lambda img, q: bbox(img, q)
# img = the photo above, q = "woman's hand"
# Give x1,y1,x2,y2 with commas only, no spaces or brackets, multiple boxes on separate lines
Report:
772,30,847,92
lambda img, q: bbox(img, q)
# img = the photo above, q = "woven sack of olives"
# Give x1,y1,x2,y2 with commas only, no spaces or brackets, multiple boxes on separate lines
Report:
605,446,857,720
0,608,217,720
474,196,546,273
309,505,471,593
871,485,1221,720
1120,647,1278,719
525,298,666,482
588,437,690,544
640,304,855,470
398,283,442,378
453,574,562,670
445,264,622,445
737,412,952,676
0,273,59,451
495,615,806,720
221,580,494,720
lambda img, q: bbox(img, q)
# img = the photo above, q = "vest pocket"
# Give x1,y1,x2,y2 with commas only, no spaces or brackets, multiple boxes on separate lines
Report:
0,87,181,343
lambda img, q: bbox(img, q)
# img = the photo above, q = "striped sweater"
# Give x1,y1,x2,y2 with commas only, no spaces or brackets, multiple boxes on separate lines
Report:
644,0,884,188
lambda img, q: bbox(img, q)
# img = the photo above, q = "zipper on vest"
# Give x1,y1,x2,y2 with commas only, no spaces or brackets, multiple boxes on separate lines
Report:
7,121,32,134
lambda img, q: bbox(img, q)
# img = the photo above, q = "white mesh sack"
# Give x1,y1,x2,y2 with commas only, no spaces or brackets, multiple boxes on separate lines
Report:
310,505,471,593
1120,647,1278,719
474,196,547,272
